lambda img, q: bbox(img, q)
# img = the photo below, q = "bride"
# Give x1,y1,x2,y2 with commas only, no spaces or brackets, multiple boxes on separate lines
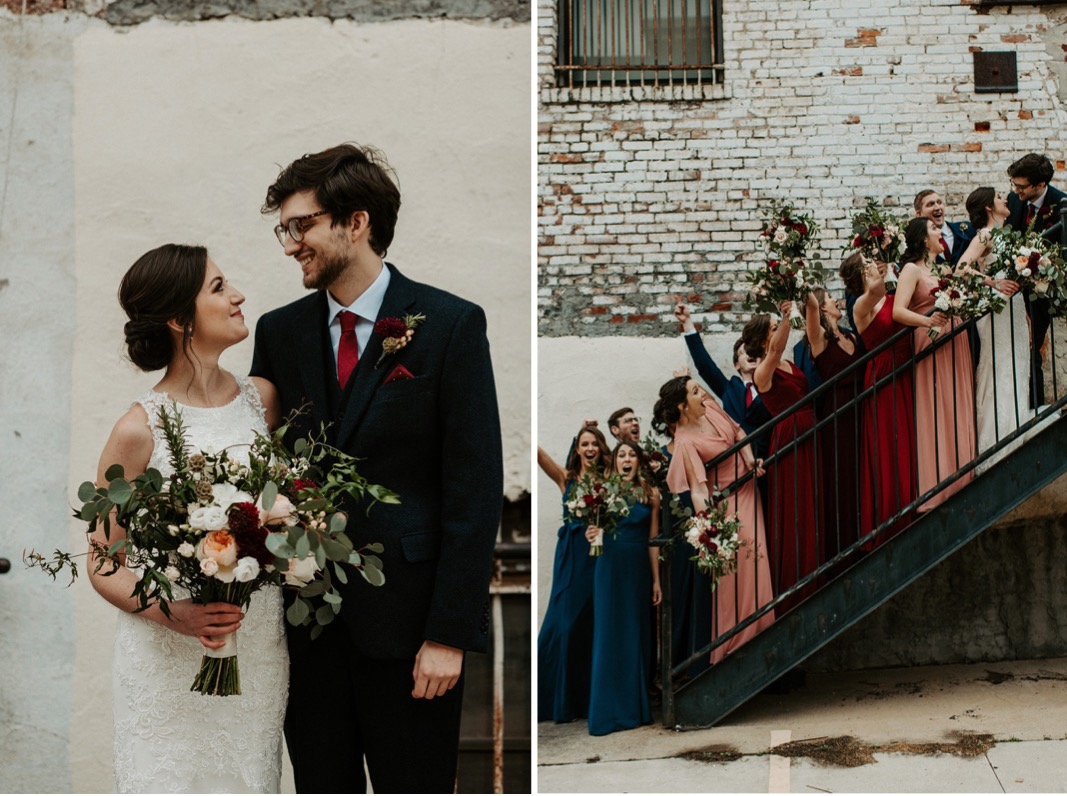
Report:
957,188,1031,470
88,244,287,793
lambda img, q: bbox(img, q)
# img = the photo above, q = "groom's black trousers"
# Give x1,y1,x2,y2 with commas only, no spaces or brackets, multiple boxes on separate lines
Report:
284,622,465,794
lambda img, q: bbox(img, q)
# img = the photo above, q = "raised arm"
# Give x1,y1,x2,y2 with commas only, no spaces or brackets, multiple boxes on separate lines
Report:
753,303,792,393
804,292,827,359
891,263,945,331
852,260,887,335
676,301,730,397
537,446,569,493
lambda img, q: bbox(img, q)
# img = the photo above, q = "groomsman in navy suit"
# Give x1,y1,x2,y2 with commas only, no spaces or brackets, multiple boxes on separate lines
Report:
914,189,975,266
1006,153,1067,408
673,301,772,459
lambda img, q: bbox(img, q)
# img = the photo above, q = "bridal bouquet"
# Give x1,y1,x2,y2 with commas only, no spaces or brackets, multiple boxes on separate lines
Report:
565,468,639,556
746,200,826,328
928,266,1006,340
849,198,908,286
987,226,1066,314
29,405,397,696
683,499,744,589
639,431,668,479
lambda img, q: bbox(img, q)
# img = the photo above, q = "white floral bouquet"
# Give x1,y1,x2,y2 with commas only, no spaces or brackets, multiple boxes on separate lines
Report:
746,200,826,328
29,405,397,696
850,198,908,287
565,468,638,556
928,265,1006,340
987,226,1066,315
683,500,744,589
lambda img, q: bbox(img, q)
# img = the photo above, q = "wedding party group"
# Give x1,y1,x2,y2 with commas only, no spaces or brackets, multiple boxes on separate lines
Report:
42,144,504,793
536,152,1066,737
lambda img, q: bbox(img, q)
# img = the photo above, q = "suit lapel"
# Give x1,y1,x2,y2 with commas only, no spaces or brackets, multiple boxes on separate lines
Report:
334,264,418,449
294,293,332,430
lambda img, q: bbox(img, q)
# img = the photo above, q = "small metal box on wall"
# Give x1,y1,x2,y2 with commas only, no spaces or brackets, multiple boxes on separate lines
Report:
974,51,1018,93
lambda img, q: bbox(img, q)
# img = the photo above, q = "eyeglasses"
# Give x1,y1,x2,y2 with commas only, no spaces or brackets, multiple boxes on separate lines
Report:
1010,180,1032,192
274,210,329,246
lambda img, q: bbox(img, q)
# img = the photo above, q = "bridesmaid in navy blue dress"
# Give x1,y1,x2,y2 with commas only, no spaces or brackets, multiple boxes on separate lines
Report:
585,441,662,736
537,424,612,723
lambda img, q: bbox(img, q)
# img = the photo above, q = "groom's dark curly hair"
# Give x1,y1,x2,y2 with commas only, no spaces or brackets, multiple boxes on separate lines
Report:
262,143,401,257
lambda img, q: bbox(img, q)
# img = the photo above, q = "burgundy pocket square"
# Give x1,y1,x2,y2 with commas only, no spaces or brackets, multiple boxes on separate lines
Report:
384,364,415,384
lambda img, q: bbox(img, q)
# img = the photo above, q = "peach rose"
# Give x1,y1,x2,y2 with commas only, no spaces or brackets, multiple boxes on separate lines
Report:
196,530,238,568
260,494,298,527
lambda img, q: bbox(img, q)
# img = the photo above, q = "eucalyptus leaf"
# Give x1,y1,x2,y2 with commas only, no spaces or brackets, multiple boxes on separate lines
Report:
361,564,385,587
295,534,310,560
322,590,342,605
328,513,348,533
313,545,326,569
286,598,310,626
315,605,334,625
364,554,383,570
104,464,125,481
108,479,133,505
78,482,97,503
333,562,348,585
260,481,278,511
321,539,348,561
366,543,384,554
79,504,97,521
265,534,295,559
293,438,306,455
299,579,325,597
310,624,323,641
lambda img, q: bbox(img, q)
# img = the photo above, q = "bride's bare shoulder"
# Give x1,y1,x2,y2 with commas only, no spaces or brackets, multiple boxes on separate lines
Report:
99,404,155,478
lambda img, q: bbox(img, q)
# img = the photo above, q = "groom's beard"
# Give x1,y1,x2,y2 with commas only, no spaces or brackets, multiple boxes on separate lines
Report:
303,251,350,291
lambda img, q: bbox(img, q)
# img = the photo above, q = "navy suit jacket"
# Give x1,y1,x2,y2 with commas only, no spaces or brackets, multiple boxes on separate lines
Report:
250,264,503,659
1008,184,1067,239
939,220,976,266
684,332,771,458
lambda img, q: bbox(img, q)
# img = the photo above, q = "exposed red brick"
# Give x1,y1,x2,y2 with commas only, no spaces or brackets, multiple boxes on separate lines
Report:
583,306,608,315
710,302,732,311
686,294,702,303
845,115,861,124
1019,110,1033,120
1058,161,1066,171
624,275,638,283
918,144,951,154
627,314,657,323
845,28,882,47
957,142,982,152
833,66,863,76
1001,34,1028,43
974,121,991,132
609,315,624,324
610,121,645,134
742,189,751,198
0,0,69,11
969,46,983,53
551,154,585,164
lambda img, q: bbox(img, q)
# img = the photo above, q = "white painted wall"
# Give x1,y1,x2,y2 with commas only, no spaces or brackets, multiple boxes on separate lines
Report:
0,11,529,792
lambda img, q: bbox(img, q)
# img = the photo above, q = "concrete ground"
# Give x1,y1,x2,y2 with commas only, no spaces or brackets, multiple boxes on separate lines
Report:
538,657,1067,793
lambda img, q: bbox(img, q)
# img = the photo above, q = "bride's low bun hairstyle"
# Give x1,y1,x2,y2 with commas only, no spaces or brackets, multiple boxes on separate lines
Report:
119,244,208,372
966,186,995,231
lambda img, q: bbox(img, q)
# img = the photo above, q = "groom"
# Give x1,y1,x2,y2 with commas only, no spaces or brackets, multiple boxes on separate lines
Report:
250,143,503,793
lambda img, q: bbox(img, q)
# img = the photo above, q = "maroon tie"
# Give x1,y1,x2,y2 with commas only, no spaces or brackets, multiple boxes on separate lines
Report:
337,311,359,388
745,383,754,409
938,234,948,258
1026,203,1037,227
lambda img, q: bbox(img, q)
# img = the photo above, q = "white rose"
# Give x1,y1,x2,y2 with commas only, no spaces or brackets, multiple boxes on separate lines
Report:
177,542,195,558
233,556,261,583
199,558,219,577
285,555,321,587
774,228,788,243
211,483,253,511
1022,268,1032,278
188,505,228,531
935,295,951,311
164,565,180,581
259,494,298,527
1035,280,1050,295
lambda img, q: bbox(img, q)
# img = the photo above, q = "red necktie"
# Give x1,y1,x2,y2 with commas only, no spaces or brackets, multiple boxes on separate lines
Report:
938,234,948,258
1026,203,1037,226
745,383,754,409
337,311,359,388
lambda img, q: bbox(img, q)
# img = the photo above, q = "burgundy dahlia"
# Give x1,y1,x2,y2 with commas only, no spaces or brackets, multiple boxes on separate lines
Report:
374,317,408,338
228,501,273,567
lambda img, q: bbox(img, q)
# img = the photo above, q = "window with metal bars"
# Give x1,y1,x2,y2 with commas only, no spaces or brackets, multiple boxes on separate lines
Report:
555,0,723,89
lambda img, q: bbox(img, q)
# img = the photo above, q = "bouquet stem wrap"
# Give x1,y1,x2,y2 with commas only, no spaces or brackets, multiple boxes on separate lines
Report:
193,629,240,696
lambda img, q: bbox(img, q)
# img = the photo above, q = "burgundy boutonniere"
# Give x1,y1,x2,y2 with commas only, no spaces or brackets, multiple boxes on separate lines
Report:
374,312,426,368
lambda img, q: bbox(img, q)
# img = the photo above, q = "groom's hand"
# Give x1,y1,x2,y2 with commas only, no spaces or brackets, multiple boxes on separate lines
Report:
411,640,463,699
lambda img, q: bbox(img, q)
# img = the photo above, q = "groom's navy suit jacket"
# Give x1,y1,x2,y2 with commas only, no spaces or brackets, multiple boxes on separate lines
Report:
684,332,771,459
251,264,503,660
1008,183,1067,237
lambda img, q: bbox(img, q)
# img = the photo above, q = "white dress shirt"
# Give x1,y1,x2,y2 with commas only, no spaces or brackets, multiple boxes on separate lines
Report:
325,262,392,365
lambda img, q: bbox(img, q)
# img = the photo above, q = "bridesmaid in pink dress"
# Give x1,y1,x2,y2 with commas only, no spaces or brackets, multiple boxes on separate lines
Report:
840,254,917,543
741,304,821,608
892,217,976,510
660,376,775,663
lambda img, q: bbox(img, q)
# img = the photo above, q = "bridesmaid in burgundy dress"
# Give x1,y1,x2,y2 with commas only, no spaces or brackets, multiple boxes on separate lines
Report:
893,217,976,511
742,303,821,608
840,254,917,544
803,286,862,561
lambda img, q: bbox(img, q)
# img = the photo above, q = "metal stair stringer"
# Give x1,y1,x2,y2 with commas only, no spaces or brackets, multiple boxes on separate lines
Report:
672,410,1067,729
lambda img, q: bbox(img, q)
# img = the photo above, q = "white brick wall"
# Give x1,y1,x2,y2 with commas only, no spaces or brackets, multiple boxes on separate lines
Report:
538,0,1067,336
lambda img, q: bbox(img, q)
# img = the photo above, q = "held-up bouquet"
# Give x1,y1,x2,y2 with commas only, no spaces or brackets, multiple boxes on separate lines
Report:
746,200,826,328
28,405,397,696
639,431,668,479
849,198,908,287
987,226,1064,307
683,498,744,590
928,265,1006,340
565,468,639,556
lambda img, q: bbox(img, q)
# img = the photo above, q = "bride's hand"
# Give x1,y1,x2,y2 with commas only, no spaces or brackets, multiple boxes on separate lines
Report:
996,279,1020,296
161,599,244,650
584,525,602,544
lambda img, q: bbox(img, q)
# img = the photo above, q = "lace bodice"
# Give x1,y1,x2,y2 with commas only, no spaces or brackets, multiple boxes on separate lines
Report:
112,374,287,794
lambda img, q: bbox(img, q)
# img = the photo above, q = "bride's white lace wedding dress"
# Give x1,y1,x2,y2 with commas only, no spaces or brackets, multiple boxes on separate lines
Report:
112,376,288,794
973,231,1033,473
